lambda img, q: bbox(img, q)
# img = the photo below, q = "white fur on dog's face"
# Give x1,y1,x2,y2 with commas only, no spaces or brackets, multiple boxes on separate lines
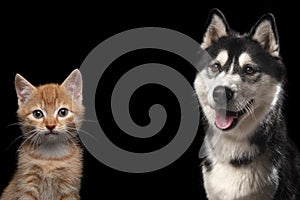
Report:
197,9,288,200
195,9,283,139
194,50,282,138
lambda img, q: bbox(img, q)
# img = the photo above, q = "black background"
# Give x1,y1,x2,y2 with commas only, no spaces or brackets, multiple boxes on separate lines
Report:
1,5,299,199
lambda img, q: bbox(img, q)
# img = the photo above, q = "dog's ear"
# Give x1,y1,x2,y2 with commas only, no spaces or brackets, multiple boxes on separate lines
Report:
249,14,279,57
201,8,230,49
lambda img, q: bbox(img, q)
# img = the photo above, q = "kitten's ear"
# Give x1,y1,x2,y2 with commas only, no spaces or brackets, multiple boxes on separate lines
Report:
201,8,230,49
15,74,36,105
61,69,83,102
249,13,279,57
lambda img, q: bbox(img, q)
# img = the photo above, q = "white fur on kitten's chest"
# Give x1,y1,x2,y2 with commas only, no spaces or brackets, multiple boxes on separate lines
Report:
36,142,71,158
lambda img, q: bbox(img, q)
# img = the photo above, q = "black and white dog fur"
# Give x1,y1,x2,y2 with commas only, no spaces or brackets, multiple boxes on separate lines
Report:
194,9,300,200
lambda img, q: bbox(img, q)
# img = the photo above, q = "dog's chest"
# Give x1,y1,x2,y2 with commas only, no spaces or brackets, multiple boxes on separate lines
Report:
203,157,278,200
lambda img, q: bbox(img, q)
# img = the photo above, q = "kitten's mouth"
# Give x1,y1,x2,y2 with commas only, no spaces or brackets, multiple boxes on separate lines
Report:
214,100,254,131
45,131,59,136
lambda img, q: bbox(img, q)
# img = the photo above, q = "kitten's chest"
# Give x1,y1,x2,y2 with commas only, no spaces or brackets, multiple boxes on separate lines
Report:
19,146,82,188
27,148,82,176
37,167,71,195
22,153,82,199
26,158,81,187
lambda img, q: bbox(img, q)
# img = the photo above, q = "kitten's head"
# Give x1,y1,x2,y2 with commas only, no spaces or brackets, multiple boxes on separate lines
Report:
15,69,84,147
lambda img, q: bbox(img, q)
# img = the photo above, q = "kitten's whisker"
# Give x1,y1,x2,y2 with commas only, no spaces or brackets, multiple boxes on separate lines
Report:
18,133,36,151
66,135,79,147
28,132,41,149
81,119,98,123
69,128,97,141
5,134,24,151
6,122,22,128
24,129,38,136
32,133,41,149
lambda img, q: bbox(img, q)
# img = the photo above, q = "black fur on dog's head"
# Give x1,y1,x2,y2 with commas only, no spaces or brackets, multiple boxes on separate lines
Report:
194,9,286,136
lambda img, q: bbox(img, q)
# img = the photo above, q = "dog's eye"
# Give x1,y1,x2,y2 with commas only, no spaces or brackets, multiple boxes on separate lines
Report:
244,65,256,75
210,62,221,72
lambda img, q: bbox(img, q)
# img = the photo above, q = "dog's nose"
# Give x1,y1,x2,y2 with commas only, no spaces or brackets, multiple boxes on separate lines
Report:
213,86,234,104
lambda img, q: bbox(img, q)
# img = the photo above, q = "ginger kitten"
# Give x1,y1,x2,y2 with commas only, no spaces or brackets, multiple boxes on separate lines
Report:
1,69,84,200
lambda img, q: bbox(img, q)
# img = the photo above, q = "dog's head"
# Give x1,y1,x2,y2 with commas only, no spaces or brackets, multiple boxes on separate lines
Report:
194,9,286,137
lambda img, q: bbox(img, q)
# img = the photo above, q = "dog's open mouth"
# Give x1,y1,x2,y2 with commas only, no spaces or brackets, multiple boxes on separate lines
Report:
215,100,254,130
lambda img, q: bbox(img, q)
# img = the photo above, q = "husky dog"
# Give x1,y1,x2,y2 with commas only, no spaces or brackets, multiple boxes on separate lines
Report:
194,9,300,200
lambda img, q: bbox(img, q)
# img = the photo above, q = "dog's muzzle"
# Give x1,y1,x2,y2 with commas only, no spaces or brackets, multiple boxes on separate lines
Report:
213,86,234,105
211,86,253,131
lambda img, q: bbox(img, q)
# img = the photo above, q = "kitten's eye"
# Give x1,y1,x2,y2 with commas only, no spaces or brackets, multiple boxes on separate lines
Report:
58,108,69,117
32,110,44,119
210,62,221,72
244,65,256,75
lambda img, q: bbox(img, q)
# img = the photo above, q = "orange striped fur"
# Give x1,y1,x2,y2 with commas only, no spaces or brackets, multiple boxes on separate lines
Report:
1,69,84,200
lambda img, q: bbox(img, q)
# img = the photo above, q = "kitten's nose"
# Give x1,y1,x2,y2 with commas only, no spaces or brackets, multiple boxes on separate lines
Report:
46,124,56,131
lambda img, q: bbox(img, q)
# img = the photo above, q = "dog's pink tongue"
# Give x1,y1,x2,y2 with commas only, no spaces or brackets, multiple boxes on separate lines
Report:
215,111,235,130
